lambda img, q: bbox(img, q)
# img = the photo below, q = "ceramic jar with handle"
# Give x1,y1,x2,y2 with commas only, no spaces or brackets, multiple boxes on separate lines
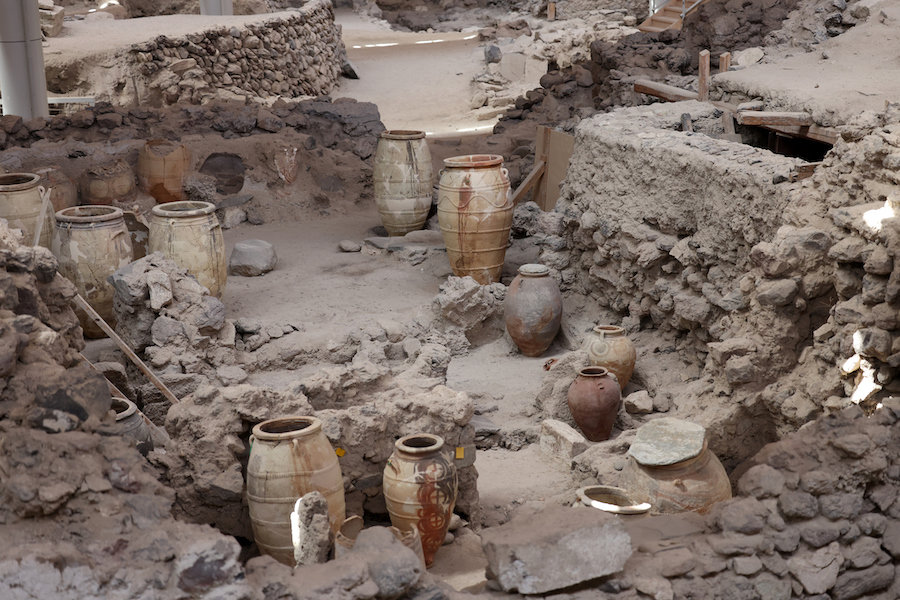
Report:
567,366,622,442
584,325,636,388
0,172,54,248
373,130,433,236
383,433,457,567
504,263,562,357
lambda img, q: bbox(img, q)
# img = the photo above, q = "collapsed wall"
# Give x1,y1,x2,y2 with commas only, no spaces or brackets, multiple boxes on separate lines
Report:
539,98,900,469
45,0,346,107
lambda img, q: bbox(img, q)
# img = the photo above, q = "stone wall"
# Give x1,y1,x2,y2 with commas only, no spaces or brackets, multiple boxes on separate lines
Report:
536,99,900,467
126,0,344,106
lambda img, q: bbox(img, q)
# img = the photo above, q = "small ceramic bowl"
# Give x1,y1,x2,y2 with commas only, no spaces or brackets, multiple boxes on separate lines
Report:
576,485,651,515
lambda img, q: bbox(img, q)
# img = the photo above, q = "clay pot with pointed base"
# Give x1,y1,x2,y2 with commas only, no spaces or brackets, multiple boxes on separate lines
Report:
567,366,621,442
383,433,457,567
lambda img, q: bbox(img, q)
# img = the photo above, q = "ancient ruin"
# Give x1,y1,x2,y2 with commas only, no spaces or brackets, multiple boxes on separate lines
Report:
1,0,899,598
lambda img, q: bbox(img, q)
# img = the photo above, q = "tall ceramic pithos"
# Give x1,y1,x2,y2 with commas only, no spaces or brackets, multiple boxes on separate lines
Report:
584,325,636,388
383,433,457,567
622,417,731,514
246,416,346,566
373,130,433,236
567,366,621,442
0,173,54,248
148,200,227,297
137,139,191,203
504,263,562,357
53,205,134,338
437,154,512,284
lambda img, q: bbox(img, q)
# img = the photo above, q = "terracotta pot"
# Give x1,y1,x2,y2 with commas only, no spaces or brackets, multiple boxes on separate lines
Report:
80,160,137,206
584,325,636,388
504,263,562,357
334,515,426,568
52,205,134,338
566,366,621,442
137,139,191,203
0,173,54,248
383,433,457,567
621,417,732,514
373,130,433,236
34,166,78,213
98,397,153,456
148,200,226,297
437,154,512,284
246,416,346,566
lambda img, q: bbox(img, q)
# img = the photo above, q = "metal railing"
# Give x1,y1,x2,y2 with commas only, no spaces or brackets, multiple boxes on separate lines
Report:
648,0,707,20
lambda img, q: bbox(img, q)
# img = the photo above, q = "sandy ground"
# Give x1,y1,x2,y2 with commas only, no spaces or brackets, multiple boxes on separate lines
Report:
717,0,900,125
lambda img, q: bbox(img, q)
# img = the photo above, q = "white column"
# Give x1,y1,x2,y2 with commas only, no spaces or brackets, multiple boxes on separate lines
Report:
0,0,49,119
199,0,234,15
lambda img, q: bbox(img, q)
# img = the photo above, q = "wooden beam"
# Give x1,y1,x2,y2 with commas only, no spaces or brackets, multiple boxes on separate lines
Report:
719,51,731,73
511,160,546,205
547,1,556,20
761,123,837,145
736,111,814,127
633,79,699,102
680,113,693,133
698,49,710,102
792,161,823,181
72,292,181,405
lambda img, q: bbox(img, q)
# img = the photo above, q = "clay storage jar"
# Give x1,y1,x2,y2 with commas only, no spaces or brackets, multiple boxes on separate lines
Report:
98,397,153,456
567,366,622,442
622,417,732,515
504,263,562,357
148,200,227,297
34,166,78,213
383,433,458,567
437,154,512,284
373,130,433,236
52,205,134,338
0,173,54,248
246,416,346,566
79,160,137,206
584,324,637,388
137,139,191,203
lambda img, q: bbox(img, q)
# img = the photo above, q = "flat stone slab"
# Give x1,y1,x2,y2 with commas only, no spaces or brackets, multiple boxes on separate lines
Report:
627,417,706,466
481,505,631,594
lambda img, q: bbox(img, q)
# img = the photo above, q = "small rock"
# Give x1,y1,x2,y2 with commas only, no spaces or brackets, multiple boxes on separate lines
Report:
623,390,653,414
216,365,248,386
338,240,362,252
292,491,333,566
484,45,502,63
539,419,588,461
229,239,277,276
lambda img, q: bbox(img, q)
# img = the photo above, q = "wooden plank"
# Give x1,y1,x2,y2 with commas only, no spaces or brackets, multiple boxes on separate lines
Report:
680,113,693,133
736,111,814,127
633,79,699,102
698,49,710,102
547,1,556,20
535,127,575,212
72,292,181,405
511,160,546,205
719,51,731,73
763,124,837,145
792,161,823,181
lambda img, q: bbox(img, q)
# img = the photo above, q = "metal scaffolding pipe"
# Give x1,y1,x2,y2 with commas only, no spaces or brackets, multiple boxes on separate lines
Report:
199,0,234,15
0,0,49,119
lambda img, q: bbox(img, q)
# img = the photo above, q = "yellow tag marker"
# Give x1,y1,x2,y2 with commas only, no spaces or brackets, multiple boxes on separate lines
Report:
455,447,464,460
335,448,346,457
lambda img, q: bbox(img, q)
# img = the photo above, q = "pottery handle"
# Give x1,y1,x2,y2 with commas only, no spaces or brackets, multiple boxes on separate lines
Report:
385,458,400,475
248,434,256,449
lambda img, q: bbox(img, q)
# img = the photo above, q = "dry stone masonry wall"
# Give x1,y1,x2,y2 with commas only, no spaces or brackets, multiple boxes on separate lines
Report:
128,0,345,106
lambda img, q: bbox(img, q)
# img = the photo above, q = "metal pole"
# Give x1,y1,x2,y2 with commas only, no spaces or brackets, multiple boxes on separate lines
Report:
199,0,233,15
0,0,50,119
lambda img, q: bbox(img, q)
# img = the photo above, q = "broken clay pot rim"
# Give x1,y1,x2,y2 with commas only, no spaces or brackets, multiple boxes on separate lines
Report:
111,397,137,422
577,485,651,515
577,366,611,378
395,432,444,455
380,130,426,140
252,416,321,441
442,154,503,169
151,200,216,218
0,172,40,191
592,324,626,337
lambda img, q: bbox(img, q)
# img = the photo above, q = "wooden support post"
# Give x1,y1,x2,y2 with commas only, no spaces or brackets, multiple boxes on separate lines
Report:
547,1,556,20
511,160,546,205
698,49,710,102
719,51,731,73
680,113,693,133
633,79,699,102
722,112,736,134
72,291,180,405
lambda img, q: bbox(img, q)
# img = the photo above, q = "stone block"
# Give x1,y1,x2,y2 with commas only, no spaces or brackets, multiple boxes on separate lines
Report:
481,505,631,594
623,390,653,414
539,419,588,461
229,239,277,276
